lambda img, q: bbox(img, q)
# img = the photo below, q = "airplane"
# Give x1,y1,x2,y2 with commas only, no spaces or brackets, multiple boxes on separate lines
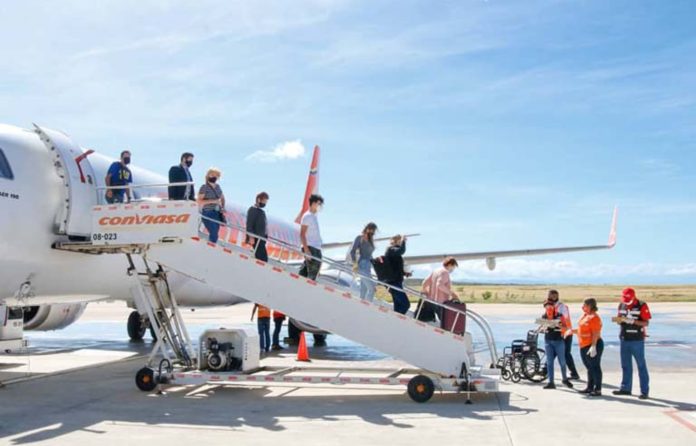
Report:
0,123,617,345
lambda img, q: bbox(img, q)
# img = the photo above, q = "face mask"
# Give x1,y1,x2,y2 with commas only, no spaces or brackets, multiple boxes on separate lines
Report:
317,204,324,212
622,296,634,305
208,177,217,183
185,159,193,167
446,267,455,274
123,157,131,165
258,202,266,208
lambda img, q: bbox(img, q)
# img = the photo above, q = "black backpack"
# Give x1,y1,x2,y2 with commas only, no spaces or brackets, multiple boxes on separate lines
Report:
371,256,394,282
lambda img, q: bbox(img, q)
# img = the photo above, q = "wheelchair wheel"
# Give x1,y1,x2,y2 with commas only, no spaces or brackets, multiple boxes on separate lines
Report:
511,371,521,383
522,349,548,383
501,368,511,381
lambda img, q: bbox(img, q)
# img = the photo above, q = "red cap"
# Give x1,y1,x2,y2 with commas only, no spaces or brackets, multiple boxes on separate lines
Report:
622,287,636,303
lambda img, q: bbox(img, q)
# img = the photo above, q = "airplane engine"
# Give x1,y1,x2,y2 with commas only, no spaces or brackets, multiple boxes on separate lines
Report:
22,303,87,331
486,257,497,271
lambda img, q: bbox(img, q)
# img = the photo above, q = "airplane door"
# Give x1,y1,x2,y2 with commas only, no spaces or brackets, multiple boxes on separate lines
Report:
33,124,97,237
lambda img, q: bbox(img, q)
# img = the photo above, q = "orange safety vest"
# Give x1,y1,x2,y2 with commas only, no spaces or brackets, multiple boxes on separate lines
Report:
257,305,271,319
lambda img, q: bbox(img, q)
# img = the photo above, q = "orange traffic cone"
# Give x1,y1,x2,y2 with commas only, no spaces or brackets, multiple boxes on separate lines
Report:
296,332,311,362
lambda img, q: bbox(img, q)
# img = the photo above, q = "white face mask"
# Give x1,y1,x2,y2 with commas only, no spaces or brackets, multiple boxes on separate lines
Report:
447,267,455,274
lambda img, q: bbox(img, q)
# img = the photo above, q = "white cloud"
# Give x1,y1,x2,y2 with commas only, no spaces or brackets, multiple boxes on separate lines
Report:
245,140,306,163
407,258,696,283
666,264,696,276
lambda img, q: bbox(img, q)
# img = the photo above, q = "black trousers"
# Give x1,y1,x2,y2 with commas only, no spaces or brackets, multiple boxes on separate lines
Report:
580,338,604,392
565,334,579,376
254,239,268,262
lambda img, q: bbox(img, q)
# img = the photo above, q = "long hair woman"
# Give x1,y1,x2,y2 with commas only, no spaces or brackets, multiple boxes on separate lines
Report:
350,222,378,300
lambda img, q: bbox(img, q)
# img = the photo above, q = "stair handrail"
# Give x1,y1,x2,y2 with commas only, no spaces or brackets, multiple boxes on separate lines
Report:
198,213,497,354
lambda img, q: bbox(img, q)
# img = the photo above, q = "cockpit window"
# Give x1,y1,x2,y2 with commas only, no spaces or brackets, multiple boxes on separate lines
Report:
0,148,14,180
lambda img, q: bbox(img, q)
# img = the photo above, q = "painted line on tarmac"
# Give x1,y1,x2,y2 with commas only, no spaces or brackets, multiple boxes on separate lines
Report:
665,410,696,433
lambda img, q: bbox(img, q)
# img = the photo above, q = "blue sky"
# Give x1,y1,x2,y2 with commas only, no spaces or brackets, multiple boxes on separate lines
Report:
1,0,694,284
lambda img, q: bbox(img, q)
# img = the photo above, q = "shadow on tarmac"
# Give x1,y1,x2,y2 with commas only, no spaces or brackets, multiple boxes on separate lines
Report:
0,372,536,444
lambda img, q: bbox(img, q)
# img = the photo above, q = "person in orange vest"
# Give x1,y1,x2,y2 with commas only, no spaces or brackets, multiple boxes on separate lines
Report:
271,310,286,351
541,300,574,389
575,298,604,396
548,290,581,380
251,304,271,353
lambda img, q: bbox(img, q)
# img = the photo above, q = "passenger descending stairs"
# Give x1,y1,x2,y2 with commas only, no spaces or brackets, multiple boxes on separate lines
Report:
146,237,478,378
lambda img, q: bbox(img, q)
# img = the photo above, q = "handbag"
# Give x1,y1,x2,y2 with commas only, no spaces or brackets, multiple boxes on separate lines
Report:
208,184,227,224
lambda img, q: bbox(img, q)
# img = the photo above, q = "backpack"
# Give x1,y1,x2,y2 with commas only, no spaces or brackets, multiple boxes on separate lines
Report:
371,256,394,282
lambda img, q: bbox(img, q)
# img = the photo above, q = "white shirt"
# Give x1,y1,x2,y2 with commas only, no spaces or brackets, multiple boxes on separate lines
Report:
301,211,322,250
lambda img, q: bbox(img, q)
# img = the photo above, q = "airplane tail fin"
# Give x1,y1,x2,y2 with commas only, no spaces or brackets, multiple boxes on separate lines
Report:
608,206,618,248
295,145,320,224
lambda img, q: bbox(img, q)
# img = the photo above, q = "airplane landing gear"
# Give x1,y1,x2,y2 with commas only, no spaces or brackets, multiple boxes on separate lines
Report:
127,311,146,341
127,311,156,341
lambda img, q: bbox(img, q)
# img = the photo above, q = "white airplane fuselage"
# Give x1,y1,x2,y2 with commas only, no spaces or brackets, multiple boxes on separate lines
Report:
0,124,304,330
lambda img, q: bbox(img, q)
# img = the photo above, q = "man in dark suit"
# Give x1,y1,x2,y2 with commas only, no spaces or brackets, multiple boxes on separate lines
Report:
246,192,270,261
168,152,195,200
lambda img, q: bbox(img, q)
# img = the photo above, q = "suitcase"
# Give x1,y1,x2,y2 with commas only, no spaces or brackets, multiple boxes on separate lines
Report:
441,299,466,335
415,299,437,322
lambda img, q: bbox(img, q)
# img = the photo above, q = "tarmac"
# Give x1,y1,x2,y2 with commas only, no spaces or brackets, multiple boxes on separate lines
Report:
1,302,695,445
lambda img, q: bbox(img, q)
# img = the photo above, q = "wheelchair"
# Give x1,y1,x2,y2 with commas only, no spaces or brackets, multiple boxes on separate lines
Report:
497,329,548,383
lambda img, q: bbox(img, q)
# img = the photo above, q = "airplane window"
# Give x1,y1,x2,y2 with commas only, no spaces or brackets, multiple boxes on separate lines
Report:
0,148,14,180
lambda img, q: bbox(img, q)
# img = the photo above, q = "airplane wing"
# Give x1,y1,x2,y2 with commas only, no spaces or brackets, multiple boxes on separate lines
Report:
323,233,421,250
403,207,618,270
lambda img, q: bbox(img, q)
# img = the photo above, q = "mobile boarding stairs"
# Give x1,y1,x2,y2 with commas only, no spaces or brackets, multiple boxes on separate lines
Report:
55,198,502,403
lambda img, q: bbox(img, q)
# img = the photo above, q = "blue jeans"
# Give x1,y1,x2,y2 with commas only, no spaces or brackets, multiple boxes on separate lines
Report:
387,281,410,314
620,340,650,395
272,317,284,347
202,209,220,243
545,339,568,383
358,259,375,301
258,318,271,352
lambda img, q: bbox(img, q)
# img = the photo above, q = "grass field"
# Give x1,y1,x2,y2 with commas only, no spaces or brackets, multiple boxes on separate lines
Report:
374,284,696,304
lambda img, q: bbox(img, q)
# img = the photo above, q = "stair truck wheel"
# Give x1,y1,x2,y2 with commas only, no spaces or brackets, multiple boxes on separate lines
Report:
127,311,146,341
407,375,435,403
135,367,158,392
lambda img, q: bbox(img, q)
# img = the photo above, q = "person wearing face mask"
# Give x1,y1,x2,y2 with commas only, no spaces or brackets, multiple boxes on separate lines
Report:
299,194,324,281
547,290,581,380
349,222,378,301
384,235,411,314
419,257,459,322
105,150,133,203
613,287,652,400
575,298,603,396
541,300,574,390
246,192,270,262
168,152,195,201
197,168,226,244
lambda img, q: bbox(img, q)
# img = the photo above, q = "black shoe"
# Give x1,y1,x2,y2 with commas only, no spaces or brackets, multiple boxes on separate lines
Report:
590,390,602,397
271,345,284,351
639,394,649,400
569,374,581,380
543,383,556,390
562,379,574,389
578,388,592,394
612,390,632,396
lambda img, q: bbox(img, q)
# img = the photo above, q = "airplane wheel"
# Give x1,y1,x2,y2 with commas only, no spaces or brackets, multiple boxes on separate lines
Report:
127,311,146,341
407,375,435,403
135,367,158,392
